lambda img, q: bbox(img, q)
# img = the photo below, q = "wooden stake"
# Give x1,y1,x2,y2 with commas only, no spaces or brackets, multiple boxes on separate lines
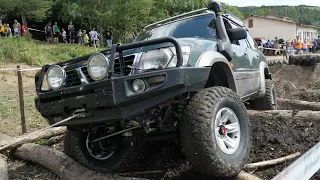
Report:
17,66,26,133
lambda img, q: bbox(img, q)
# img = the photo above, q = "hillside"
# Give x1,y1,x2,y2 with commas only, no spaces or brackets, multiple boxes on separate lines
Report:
0,38,98,66
238,5,320,27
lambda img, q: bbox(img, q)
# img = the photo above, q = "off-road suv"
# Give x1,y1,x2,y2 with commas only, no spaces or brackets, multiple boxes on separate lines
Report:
34,1,277,178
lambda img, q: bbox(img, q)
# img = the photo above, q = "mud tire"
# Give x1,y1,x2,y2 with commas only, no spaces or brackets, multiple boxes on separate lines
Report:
179,87,251,178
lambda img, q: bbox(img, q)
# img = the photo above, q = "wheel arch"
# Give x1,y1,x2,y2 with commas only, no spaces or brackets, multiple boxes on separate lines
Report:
196,51,237,93
258,61,272,96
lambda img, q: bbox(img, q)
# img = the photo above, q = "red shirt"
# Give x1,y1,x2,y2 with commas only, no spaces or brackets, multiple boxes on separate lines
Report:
21,25,26,35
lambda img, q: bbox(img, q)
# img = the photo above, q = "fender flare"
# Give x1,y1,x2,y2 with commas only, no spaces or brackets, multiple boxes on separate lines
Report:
258,61,270,96
196,51,237,93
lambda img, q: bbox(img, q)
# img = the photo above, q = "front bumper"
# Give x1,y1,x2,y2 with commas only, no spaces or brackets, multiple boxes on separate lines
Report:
35,67,211,126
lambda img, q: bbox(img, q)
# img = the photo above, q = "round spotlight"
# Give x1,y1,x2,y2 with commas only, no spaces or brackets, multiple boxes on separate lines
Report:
87,53,109,81
132,79,146,93
46,65,66,90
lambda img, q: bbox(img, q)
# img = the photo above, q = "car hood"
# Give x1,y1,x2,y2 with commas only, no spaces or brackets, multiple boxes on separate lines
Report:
57,37,219,67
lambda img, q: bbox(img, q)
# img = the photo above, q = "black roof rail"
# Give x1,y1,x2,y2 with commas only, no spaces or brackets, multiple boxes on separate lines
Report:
223,10,244,26
144,8,210,30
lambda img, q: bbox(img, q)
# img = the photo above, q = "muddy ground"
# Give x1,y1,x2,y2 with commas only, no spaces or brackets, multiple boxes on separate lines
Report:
5,64,320,180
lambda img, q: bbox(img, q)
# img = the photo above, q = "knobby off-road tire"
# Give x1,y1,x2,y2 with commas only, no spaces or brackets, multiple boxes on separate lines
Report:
64,129,131,173
180,87,251,178
250,80,277,110
289,55,320,66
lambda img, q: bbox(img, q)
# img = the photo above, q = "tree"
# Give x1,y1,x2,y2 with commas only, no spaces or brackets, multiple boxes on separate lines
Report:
0,0,52,34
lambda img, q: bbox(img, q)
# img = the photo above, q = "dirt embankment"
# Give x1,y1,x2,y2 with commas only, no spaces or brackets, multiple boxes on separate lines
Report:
270,64,320,102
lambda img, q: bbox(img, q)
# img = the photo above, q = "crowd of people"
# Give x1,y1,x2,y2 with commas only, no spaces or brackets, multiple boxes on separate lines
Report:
44,21,108,48
260,37,318,56
0,20,27,38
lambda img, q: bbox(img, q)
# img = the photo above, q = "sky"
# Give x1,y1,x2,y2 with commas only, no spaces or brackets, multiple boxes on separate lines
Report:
220,0,320,7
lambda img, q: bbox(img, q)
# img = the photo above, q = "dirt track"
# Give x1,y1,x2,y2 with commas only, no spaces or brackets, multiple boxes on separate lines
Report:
6,64,320,180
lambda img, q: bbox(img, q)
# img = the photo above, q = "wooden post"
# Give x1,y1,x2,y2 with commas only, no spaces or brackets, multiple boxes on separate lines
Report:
17,66,26,133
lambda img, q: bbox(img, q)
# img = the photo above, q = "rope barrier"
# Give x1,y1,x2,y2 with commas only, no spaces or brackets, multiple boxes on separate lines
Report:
0,67,41,71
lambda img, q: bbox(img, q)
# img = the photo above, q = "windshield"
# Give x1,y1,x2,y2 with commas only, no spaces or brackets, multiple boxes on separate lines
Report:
135,14,217,42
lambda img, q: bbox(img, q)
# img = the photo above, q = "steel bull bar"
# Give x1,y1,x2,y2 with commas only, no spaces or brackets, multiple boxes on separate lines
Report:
108,37,183,76
35,37,183,95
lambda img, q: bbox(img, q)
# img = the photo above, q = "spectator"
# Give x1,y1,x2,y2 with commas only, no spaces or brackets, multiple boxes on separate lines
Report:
0,21,4,37
61,28,67,43
7,24,12,38
44,21,53,42
106,30,112,48
53,22,60,43
308,41,313,54
83,30,89,46
302,40,308,54
89,28,99,48
77,29,83,45
21,23,26,36
68,21,75,44
3,23,8,37
312,39,318,54
13,20,21,37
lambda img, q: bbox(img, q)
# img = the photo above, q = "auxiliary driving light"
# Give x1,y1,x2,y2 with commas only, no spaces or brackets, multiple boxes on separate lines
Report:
87,53,109,81
132,79,146,93
46,65,66,90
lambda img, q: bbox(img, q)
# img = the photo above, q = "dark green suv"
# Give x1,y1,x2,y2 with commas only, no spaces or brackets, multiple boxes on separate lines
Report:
34,1,276,178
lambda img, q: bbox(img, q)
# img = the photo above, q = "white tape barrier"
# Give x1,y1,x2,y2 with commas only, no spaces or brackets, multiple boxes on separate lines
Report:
272,142,320,180
0,68,41,71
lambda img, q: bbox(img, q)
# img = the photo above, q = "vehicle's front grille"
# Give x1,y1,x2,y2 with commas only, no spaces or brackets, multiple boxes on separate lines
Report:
114,55,135,75
65,70,81,87
81,67,94,83
63,54,135,88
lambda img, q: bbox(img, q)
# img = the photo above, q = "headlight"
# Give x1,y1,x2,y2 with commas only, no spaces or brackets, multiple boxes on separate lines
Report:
87,53,109,81
46,65,65,90
138,46,190,70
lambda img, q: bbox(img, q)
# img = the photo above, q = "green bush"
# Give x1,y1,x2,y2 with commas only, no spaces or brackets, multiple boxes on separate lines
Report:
0,38,99,66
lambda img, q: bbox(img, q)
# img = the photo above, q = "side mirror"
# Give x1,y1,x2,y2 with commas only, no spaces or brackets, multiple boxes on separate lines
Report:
228,28,247,41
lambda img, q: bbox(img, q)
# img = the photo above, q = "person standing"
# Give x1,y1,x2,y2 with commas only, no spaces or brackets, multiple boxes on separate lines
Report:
312,39,318,54
7,24,12,38
89,28,99,48
68,21,75,44
83,30,89,46
106,30,113,48
21,23,26,36
53,22,60,43
44,21,53,42
61,28,67,43
13,20,21,38
77,29,83,45
302,40,308,54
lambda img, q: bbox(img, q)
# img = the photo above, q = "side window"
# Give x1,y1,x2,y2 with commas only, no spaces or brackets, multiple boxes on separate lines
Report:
246,31,258,50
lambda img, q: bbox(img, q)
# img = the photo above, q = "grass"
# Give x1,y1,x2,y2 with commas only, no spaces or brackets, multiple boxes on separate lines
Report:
0,38,104,136
0,37,100,66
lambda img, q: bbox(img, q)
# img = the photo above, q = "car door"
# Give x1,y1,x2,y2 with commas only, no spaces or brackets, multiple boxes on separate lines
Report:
226,20,256,99
244,31,262,95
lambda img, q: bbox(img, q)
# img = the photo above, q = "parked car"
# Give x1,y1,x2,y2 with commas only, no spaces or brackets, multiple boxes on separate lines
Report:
34,1,276,178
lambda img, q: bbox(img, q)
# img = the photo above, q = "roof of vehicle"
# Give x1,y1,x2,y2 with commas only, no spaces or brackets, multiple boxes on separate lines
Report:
144,8,244,31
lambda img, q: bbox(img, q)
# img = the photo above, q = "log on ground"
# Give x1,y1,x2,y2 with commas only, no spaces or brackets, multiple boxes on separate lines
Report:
14,143,146,180
236,171,262,180
244,152,301,170
0,127,66,152
248,110,320,122
277,98,320,111
0,154,8,180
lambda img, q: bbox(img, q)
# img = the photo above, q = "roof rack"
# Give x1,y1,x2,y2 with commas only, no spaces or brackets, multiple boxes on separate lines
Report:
144,8,209,30
223,10,244,26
